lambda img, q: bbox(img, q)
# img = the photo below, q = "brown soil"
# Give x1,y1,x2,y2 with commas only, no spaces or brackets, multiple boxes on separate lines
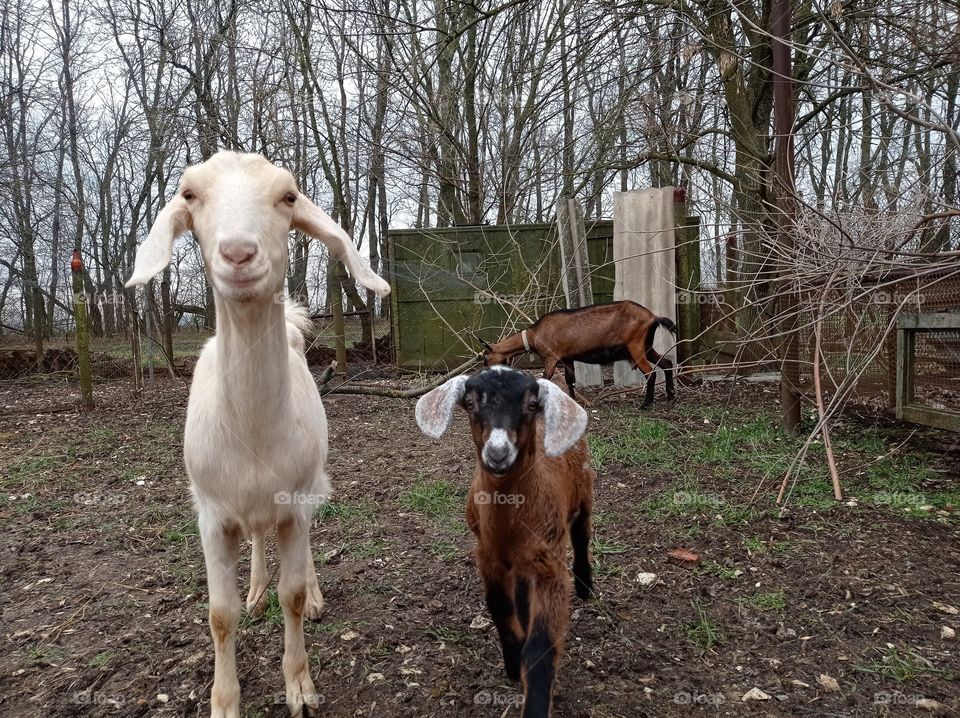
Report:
0,374,957,717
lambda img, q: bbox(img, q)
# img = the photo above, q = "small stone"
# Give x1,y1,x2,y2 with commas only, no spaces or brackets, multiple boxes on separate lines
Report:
156,694,169,703
366,672,385,683
933,601,959,615
776,623,797,640
817,674,840,692
470,614,492,630
635,572,658,587
340,630,360,641
941,626,955,640
742,687,771,701
916,698,945,712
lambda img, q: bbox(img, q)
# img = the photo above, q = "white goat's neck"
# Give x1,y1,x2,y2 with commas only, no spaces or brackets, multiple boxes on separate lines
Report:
213,295,290,425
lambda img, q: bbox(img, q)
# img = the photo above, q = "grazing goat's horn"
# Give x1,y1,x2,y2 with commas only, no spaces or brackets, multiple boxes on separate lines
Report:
474,333,493,352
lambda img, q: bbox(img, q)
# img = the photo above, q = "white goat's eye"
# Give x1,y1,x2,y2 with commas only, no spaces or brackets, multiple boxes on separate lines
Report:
182,189,195,201
284,192,297,205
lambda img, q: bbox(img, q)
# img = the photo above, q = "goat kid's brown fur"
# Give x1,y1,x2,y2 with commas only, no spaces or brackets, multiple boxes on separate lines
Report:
466,423,595,717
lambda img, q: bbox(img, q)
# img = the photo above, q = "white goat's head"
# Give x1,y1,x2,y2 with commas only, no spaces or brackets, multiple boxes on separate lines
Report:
125,151,390,302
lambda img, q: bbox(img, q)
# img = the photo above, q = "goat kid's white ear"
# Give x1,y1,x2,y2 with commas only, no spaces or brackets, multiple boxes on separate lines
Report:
415,375,468,439
537,379,588,457
291,194,391,298
125,196,192,288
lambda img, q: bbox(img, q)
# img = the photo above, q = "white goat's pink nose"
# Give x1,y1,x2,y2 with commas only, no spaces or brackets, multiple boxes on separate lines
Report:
219,239,257,267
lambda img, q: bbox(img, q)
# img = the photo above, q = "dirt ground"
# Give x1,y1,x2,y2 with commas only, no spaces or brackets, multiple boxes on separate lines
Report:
1,371,958,717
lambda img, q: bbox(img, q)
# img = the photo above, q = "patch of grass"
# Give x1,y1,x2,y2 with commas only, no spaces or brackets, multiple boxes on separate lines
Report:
587,417,669,469
738,590,787,613
164,518,199,544
428,626,471,645
698,560,742,580
349,539,389,559
743,536,766,553
240,588,283,628
425,536,462,561
90,651,113,668
640,484,722,520
317,498,378,522
789,477,838,509
682,600,725,651
399,478,463,518
25,644,69,666
853,646,950,682
309,620,349,635
4,454,60,484
867,456,934,493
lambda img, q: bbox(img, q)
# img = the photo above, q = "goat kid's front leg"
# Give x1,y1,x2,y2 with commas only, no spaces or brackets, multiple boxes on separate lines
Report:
482,570,524,681
570,503,593,599
277,518,321,717
520,575,569,718
200,517,242,718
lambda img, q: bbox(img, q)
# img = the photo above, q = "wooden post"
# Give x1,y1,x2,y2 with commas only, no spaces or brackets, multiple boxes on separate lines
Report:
329,261,347,374
673,187,701,366
557,198,601,387
70,250,94,410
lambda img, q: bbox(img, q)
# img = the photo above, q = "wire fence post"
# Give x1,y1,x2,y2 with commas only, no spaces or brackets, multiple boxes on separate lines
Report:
70,250,94,410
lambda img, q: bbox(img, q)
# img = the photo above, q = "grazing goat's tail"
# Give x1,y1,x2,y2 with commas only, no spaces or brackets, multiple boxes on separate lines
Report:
284,299,314,354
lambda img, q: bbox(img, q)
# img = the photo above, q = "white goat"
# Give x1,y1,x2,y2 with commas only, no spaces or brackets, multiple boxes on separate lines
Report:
125,151,390,718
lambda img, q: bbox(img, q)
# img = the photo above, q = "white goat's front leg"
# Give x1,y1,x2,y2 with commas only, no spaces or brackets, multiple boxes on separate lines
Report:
304,539,324,620
277,518,320,716
200,517,242,718
245,532,270,616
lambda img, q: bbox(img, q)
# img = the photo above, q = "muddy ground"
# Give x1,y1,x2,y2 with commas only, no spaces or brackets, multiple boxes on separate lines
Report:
1,372,958,717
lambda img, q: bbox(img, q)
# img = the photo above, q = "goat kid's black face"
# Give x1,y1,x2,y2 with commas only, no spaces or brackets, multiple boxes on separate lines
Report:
462,369,541,476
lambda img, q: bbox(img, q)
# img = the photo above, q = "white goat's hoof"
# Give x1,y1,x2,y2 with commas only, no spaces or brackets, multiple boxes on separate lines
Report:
209,684,240,718
245,587,269,617
285,666,321,716
304,585,325,620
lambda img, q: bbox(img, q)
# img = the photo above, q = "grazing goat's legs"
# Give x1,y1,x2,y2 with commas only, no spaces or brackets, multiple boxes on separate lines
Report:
246,532,270,616
562,362,577,399
303,540,325,619
570,503,593,599
627,341,657,409
200,518,242,718
647,348,675,400
277,518,320,717
521,574,568,718
483,570,524,680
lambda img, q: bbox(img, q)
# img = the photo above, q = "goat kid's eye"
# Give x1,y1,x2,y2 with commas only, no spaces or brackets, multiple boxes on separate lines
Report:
283,192,297,205
182,189,195,201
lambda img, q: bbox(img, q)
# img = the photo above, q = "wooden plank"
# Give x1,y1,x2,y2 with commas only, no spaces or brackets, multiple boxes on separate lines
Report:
900,404,960,432
897,312,960,330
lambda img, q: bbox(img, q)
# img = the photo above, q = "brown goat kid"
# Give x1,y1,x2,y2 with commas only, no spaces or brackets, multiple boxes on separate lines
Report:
416,367,595,718
483,300,677,408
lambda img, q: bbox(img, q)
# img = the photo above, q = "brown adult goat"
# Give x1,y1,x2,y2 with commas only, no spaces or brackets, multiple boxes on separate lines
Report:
416,366,594,718
482,300,677,408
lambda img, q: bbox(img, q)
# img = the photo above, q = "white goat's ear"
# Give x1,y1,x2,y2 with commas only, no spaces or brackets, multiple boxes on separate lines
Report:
125,196,192,287
291,194,391,298
415,375,468,439
537,379,588,457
